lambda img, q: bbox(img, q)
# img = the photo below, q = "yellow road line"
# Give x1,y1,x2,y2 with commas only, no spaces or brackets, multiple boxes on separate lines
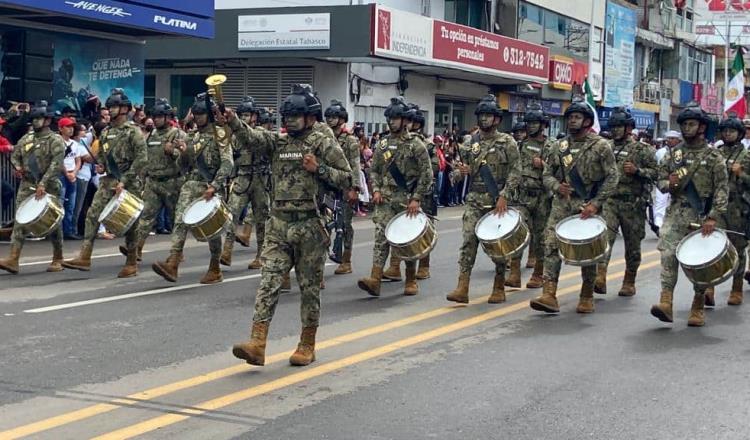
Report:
0,251,658,439
91,260,661,440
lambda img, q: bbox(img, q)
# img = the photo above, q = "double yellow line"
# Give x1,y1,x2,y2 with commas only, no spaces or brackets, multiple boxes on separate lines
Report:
1,251,659,439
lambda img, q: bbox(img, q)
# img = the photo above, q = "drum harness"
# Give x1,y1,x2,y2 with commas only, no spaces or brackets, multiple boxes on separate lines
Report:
557,138,600,204
469,134,505,202
672,147,712,220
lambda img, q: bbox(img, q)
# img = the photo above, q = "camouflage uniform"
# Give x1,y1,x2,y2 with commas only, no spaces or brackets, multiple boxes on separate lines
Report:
336,128,362,252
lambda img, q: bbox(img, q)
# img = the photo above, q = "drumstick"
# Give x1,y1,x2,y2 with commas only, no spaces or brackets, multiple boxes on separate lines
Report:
689,223,747,238
397,203,440,222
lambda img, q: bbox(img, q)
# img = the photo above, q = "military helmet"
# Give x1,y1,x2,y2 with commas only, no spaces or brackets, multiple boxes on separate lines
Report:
236,96,258,115
105,88,132,109
676,104,709,125
512,121,527,132
258,107,274,125
523,103,545,123
30,100,54,118
474,94,502,116
607,107,635,129
384,96,409,119
190,92,215,115
324,99,348,121
719,115,746,136
151,98,173,117
564,99,594,120
280,84,320,117
405,103,426,125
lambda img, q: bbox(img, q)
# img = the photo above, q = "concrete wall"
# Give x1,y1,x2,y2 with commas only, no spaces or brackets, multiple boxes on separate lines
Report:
216,0,446,19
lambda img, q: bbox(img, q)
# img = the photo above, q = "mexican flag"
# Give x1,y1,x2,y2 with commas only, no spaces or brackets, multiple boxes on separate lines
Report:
584,77,601,133
725,49,746,118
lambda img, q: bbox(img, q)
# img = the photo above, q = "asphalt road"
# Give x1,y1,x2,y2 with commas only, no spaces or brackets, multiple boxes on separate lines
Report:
0,206,748,440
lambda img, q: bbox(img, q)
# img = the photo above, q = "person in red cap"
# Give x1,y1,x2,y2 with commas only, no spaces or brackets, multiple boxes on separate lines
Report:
58,117,82,239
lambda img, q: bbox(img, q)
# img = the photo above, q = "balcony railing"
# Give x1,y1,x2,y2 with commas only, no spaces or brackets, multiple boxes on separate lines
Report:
633,82,674,104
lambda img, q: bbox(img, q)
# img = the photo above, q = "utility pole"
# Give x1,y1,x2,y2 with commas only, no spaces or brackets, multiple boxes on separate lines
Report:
724,0,731,95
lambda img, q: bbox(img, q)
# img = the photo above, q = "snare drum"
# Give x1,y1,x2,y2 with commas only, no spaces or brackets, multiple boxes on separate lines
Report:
554,215,609,266
475,208,529,260
385,210,437,261
182,197,232,241
15,193,63,237
676,229,738,288
98,190,144,237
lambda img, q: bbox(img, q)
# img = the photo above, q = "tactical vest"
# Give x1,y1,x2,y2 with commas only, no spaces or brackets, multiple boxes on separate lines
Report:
271,131,321,207
611,139,644,195
519,138,546,189
100,122,139,175
186,128,224,183
467,134,510,194
16,131,60,183
144,127,181,178
668,143,717,199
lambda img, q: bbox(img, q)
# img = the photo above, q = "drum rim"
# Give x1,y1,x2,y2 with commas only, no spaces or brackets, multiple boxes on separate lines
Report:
676,229,730,269
98,189,131,223
558,242,610,266
392,227,438,261
385,210,430,247
16,193,55,226
183,197,223,227
474,207,522,242
554,214,607,245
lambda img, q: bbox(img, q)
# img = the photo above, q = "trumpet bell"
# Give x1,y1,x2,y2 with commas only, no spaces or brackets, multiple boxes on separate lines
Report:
205,74,227,87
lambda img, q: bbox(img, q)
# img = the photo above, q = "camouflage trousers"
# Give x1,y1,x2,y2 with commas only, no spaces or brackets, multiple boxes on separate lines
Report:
241,173,271,226
370,199,416,270
170,180,221,257
514,191,551,265
83,176,140,250
457,200,508,274
253,214,329,327
341,199,355,251
543,196,596,284
134,176,183,243
600,197,646,271
226,173,270,248
658,202,721,293
722,200,748,284
10,180,63,252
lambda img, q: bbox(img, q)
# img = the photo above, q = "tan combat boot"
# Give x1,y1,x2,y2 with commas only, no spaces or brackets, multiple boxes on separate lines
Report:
416,255,430,279
594,264,607,294
505,258,522,288
728,278,744,306
201,256,224,284
704,286,715,307
281,272,292,291
488,271,506,304
576,282,595,314
446,272,470,304
618,269,637,297
334,249,352,275
529,280,560,313
289,326,317,366
46,247,64,273
0,245,21,274
220,240,233,267
525,259,544,289
650,290,674,323
525,249,536,269
118,239,145,262
232,321,269,366
687,293,706,327
235,224,252,247
382,255,402,281
403,264,418,296
62,242,93,271
152,251,183,282
248,248,263,270
117,247,138,278
358,265,383,297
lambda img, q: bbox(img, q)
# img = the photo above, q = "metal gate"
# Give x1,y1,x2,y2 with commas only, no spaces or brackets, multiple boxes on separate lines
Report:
0,154,17,226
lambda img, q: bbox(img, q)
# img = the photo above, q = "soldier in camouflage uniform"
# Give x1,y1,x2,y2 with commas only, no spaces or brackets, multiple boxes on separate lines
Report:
650,105,728,327
704,116,749,307
446,95,521,304
117,98,184,273
232,85,352,367
511,121,527,144
595,108,657,297
0,102,65,274
357,97,433,297
220,96,273,269
152,93,234,285
529,101,618,314
63,89,147,277
324,100,361,275
507,104,552,290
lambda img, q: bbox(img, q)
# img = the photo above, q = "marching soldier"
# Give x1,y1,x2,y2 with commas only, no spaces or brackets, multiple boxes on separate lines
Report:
704,116,749,306
529,100,618,314
511,121,527,144
507,104,552,290
151,93,234,284
595,108,657,296
231,84,351,367
118,98,184,272
446,95,521,304
324,100,361,275
0,101,65,274
63,89,147,276
357,97,433,297
650,105,728,327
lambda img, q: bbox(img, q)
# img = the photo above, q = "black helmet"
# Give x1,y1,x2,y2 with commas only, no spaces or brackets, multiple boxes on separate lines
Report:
190,92,215,115
151,98,173,117
607,107,635,129
523,103,545,123
676,104,709,125
258,107,274,125
405,103,426,126
105,88,132,109
296,84,322,115
564,99,594,120
30,100,54,118
474,94,502,116
280,84,319,117
236,96,258,115
324,99,348,121
719,115,745,135
384,96,409,119
512,121,527,132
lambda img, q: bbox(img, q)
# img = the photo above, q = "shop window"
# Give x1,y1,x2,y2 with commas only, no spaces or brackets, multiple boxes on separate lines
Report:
170,74,205,118
518,2,588,58
445,0,486,30
518,2,544,45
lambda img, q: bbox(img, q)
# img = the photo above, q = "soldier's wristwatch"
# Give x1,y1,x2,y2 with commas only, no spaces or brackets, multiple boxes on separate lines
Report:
317,164,327,176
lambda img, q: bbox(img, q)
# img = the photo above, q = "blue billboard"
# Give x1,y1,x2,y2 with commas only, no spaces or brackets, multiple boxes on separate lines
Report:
604,1,636,108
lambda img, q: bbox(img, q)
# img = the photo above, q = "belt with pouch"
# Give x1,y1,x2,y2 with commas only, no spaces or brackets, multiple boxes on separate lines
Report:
272,209,319,222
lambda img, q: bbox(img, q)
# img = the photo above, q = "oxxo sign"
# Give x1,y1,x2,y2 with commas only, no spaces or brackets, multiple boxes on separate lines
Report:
549,56,574,90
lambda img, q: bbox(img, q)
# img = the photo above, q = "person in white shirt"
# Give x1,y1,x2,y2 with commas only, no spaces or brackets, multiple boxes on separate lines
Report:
72,123,93,237
652,130,681,230
58,118,83,239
